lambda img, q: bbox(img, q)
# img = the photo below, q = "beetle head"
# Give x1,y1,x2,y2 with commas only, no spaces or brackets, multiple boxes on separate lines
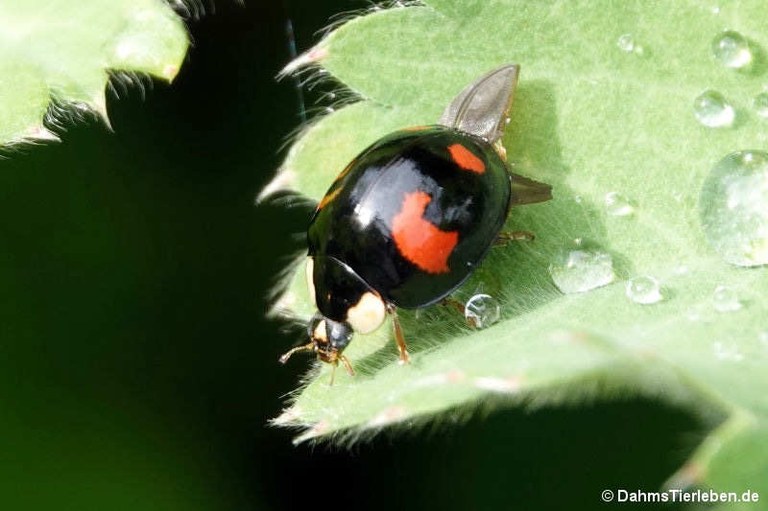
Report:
279,313,356,379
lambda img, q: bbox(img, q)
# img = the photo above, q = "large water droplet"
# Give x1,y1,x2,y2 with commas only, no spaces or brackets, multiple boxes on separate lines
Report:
548,239,615,293
693,90,735,128
699,150,768,266
712,30,753,70
464,294,500,328
604,191,635,216
625,276,663,304
712,285,743,312
754,92,768,119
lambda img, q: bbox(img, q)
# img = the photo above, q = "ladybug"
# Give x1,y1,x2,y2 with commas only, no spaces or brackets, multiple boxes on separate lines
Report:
280,64,552,378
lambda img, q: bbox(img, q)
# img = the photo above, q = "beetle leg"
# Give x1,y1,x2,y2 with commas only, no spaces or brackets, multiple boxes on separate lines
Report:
441,297,483,328
328,355,355,385
440,296,466,315
339,354,356,376
278,342,315,364
494,230,535,245
493,140,507,161
387,304,410,364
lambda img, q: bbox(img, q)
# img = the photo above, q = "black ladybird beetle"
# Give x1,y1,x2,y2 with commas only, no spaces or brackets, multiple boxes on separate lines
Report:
280,64,552,378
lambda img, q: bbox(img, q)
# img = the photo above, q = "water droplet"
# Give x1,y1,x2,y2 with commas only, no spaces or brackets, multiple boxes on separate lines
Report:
712,285,743,312
604,191,635,216
699,150,768,266
625,276,663,304
617,34,635,52
464,294,500,328
693,90,735,128
549,239,615,293
754,92,768,119
617,34,644,55
712,30,753,70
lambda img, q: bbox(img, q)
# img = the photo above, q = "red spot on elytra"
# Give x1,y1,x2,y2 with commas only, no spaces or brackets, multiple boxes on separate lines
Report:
391,191,459,274
448,143,485,174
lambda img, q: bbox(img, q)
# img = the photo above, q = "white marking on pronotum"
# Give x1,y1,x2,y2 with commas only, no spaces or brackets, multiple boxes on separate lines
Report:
312,319,327,343
473,376,522,393
346,291,386,334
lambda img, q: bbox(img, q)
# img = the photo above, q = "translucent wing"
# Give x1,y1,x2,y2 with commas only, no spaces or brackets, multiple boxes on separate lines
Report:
438,64,520,144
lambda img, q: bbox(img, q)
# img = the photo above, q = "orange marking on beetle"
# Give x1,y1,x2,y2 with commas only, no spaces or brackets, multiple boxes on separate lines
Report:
334,161,354,183
448,143,485,174
403,125,429,132
317,187,341,210
391,191,459,274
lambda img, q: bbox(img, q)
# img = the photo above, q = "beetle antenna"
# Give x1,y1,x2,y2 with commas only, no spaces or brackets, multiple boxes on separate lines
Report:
279,342,315,364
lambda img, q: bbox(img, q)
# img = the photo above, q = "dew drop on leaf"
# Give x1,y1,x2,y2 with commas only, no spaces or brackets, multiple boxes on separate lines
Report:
625,276,663,304
548,239,615,294
604,191,635,216
711,30,753,69
464,294,501,328
616,33,644,55
712,285,743,312
699,150,768,266
693,90,735,128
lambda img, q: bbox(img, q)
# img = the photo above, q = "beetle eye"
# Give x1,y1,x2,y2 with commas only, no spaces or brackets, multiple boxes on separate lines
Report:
326,319,353,351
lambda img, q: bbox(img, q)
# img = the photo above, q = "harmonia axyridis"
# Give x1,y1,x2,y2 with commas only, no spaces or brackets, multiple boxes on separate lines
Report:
280,65,552,377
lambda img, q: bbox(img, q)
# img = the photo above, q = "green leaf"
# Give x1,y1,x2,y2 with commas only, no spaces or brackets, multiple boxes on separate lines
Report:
272,0,768,500
0,0,188,146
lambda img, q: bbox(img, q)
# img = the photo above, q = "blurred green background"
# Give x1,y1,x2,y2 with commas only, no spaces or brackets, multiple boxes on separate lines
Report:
0,1,707,509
